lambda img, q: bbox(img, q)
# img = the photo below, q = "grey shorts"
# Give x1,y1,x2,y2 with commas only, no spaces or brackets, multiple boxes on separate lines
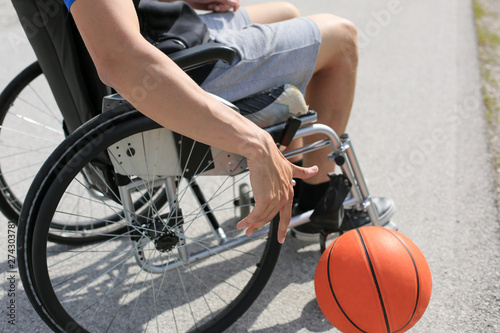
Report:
199,9,321,102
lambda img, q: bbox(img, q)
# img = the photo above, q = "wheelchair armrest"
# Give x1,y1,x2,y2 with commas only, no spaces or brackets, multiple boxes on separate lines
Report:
264,110,318,143
169,43,236,71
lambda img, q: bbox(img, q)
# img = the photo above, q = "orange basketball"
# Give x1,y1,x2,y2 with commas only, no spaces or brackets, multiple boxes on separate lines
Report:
314,226,432,333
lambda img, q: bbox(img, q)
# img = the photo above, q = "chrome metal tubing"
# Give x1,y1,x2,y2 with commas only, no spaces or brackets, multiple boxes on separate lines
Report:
285,124,380,226
341,134,380,226
282,140,331,160
118,185,138,226
290,125,362,207
292,123,342,147
335,136,364,211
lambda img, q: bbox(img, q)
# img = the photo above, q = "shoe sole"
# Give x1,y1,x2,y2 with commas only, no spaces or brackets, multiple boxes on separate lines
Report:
291,202,397,242
291,220,398,242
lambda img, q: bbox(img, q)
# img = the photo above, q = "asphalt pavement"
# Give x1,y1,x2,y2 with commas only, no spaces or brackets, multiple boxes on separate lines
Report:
0,0,499,332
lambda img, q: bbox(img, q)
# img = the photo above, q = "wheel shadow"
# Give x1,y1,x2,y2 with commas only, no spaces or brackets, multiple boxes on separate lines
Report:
11,220,288,332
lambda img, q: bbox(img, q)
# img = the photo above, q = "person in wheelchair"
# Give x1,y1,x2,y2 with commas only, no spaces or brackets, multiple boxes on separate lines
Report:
65,0,395,244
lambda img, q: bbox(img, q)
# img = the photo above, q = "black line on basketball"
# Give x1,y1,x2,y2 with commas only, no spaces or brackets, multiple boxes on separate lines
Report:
326,238,368,333
356,228,391,333
383,229,421,333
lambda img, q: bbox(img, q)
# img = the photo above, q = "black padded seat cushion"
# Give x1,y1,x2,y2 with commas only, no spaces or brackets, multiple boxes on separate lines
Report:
233,86,286,116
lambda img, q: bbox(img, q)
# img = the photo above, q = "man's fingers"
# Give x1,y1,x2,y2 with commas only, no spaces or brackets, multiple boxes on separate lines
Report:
238,216,270,237
208,0,239,12
277,202,292,244
236,205,275,233
237,188,294,243
230,0,240,11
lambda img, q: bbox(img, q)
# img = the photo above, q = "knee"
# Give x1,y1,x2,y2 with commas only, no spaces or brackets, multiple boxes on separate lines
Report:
279,2,301,20
313,14,358,68
337,18,358,66
338,18,358,48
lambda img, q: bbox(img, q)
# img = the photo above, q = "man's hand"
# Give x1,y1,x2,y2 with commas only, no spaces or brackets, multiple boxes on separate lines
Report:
185,0,240,12
236,140,318,244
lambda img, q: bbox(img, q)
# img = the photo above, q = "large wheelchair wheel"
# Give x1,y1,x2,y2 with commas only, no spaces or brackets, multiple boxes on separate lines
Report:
18,107,281,332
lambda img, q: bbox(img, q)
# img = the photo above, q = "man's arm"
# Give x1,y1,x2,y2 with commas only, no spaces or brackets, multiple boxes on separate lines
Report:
69,0,317,243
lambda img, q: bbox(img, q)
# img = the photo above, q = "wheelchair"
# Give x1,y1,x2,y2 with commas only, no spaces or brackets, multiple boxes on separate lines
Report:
9,0,385,332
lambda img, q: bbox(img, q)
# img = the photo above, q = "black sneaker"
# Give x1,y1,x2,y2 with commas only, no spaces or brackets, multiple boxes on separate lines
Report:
291,197,397,242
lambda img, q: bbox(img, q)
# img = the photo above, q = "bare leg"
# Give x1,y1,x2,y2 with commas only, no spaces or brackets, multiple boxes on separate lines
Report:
302,14,359,184
245,2,300,24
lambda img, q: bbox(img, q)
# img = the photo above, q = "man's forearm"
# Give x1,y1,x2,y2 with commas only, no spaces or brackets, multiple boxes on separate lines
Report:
110,44,272,161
